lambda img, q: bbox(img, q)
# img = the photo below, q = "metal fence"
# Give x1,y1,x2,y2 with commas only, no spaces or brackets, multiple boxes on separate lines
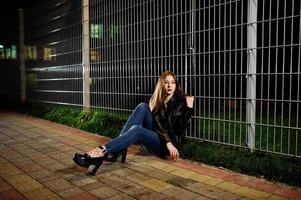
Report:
24,0,301,158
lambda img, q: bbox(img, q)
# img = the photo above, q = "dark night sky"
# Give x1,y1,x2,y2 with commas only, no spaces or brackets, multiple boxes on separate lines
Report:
0,1,38,41
0,0,40,22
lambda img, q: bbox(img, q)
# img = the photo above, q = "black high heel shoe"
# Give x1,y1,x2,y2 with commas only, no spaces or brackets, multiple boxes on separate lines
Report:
73,153,91,168
87,156,105,175
73,146,107,175
106,149,127,163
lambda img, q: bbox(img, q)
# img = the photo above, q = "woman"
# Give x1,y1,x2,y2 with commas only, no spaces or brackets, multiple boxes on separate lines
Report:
73,71,194,175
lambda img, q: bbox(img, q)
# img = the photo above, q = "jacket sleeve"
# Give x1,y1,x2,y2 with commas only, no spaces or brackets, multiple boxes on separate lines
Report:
154,122,171,143
182,104,193,128
175,103,193,134
153,113,172,144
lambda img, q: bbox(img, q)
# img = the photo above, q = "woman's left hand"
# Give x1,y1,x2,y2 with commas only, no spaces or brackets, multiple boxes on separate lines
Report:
186,96,194,108
166,142,179,160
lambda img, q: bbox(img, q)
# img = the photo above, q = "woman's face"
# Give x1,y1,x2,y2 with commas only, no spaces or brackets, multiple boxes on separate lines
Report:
163,75,176,96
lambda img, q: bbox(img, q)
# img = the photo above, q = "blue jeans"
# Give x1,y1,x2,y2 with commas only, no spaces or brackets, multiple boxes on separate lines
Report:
104,103,168,157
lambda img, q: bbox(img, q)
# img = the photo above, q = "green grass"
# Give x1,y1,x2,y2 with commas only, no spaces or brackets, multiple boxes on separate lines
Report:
22,103,127,139
197,111,301,156
18,103,301,187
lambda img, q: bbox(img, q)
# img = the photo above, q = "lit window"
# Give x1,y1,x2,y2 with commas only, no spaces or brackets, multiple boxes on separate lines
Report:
5,48,11,59
90,49,101,62
25,45,38,60
28,46,33,59
91,23,104,38
43,47,56,61
32,46,37,59
11,45,17,59
44,47,51,61
0,45,4,59
110,25,119,39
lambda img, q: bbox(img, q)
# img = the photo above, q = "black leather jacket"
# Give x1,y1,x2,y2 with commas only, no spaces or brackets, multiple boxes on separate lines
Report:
152,94,193,149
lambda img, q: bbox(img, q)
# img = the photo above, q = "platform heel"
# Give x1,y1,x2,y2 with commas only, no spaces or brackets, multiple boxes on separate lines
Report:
106,149,127,163
87,157,104,175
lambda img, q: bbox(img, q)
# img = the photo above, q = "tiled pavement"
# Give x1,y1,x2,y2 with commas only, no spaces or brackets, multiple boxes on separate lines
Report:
0,110,300,200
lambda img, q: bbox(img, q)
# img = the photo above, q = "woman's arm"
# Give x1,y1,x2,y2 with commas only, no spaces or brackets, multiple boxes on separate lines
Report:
176,96,194,131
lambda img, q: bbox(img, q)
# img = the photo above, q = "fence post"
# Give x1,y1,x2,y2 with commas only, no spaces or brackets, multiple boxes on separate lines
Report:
19,8,26,104
82,0,91,109
246,0,257,152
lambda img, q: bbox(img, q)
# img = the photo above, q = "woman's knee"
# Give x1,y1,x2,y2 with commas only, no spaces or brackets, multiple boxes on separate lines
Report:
129,124,139,131
128,125,144,137
136,102,150,112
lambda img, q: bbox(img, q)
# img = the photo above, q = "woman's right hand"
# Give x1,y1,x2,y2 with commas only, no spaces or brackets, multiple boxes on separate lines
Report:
166,142,179,160
185,96,194,108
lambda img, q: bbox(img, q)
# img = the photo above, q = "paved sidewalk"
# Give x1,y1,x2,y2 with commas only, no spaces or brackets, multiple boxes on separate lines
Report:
0,111,300,200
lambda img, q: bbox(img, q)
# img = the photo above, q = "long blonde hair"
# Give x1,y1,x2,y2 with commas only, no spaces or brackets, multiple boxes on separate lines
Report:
149,71,185,113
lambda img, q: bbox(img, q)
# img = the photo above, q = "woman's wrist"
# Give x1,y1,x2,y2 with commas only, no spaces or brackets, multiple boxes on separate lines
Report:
166,142,173,148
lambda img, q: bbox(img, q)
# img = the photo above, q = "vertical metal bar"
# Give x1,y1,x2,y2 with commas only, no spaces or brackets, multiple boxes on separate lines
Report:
108,0,111,110
184,1,188,94
91,2,94,110
103,1,106,110
262,2,270,150
82,0,91,109
145,0,147,101
259,0,265,150
288,0,295,155
213,1,216,141
118,0,121,111
96,1,98,110
173,1,176,73
223,1,226,143
118,1,126,109
296,0,301,156
273,0,280,152
228,1,232,144
239,0,244,146
156,0,158,76
127,0,130,109
161,0,164,72
112,0,114,109
190,0,196,137
138,0,141,105
19,8,26,104
280,0,287,153
108,0,112,110
171,0,174,73
234,0,238,145
101,0,104,111
202,0,206,139
246,0,257,151
151,0,154,90
72,0,74,106
218,0,221,142
208,1,211,141
133,1,136,105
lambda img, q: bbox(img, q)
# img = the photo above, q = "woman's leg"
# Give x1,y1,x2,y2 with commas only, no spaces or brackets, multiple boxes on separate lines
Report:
119,103,153,136
86,103,155,157
104,125,162,156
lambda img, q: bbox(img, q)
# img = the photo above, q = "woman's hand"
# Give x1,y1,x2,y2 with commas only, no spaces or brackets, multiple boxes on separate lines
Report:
186,96,194,108
166,142,179,160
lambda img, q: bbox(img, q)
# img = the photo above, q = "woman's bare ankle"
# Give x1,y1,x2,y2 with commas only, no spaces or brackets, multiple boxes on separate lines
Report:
87,146,107,158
